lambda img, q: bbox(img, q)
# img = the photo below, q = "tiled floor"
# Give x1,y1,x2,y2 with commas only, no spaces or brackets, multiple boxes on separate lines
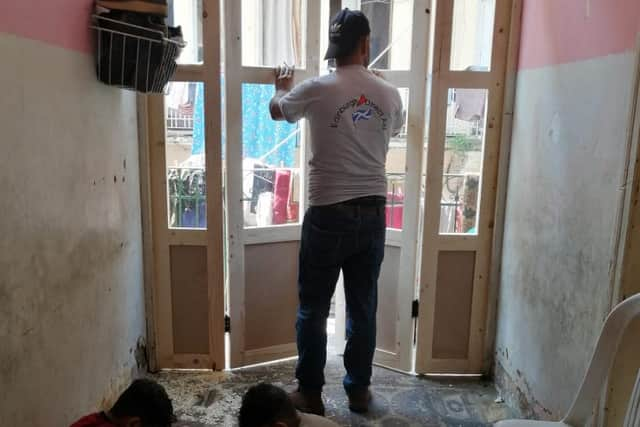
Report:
154,356,513,427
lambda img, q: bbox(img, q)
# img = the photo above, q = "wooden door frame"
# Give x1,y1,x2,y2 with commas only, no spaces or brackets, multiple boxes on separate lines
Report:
373,0,432,372
415,0,515,375
483,0,523,373
139,0,225,370
223,0,321,368
328,0,432,374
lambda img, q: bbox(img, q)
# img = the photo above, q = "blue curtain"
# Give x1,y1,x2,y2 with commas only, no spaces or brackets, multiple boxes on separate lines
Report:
192,82,205,155
241,83,298,167
192,80,298,167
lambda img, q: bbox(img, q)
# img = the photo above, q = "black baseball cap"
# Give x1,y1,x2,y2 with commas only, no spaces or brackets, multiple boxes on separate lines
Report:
324,8,371,60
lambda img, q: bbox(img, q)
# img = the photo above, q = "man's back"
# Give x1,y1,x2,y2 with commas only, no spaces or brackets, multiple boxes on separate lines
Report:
279,65,404,206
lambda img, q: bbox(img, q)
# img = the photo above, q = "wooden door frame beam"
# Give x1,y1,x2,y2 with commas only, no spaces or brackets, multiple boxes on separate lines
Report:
138,0,225,371
415,0,516,375
483,0,523,374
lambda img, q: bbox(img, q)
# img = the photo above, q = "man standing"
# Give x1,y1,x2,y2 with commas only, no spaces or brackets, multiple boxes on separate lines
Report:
269,9,404,416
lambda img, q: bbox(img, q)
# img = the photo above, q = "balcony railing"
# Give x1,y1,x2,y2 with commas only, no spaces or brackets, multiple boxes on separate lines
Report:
166,109,194,131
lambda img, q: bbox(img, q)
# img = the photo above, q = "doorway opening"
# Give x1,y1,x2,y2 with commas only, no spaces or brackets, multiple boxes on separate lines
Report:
144,0,516,377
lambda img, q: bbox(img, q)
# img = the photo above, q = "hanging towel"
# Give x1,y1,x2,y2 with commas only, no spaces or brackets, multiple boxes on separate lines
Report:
454,88,486,122
273,170,292,224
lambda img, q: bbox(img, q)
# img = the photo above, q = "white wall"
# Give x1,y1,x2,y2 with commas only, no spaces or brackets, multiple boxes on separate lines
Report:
0,31,146,425
496,52,636,417
494,0,640,417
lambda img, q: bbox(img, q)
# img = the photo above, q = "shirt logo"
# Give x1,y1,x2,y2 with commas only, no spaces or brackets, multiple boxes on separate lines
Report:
352,95,373,123
330,94,388,130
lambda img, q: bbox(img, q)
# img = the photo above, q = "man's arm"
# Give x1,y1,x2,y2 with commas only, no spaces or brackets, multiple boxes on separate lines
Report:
269,64,295,121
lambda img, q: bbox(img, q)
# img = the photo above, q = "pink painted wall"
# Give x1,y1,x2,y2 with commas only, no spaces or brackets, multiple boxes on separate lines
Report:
519,0,640,69
0,0,93,52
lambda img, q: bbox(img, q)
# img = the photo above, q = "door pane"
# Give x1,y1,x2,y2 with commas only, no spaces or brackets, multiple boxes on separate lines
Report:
241,83,302,228
385,87,409,230
449,0,495,72
168,0,203,64
165,81,207,229
439,88,487,235
326,0,413,71
242,0,306,68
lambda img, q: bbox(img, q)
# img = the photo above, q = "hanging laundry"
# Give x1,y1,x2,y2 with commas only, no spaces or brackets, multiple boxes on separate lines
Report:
166,81,189,110
250,166,275,214
256,192,274,227
454,88,486,122
272,170,292,224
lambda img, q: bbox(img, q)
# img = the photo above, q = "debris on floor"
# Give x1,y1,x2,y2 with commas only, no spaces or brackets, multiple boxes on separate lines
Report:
153,356,514,427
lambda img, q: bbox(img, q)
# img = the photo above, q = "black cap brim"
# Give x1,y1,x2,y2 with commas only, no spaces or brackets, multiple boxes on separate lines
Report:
324,42,341,60
324,39,358,60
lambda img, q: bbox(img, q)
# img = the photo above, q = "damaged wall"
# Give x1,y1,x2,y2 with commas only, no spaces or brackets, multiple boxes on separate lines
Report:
495,0,640,419
0,1,146,425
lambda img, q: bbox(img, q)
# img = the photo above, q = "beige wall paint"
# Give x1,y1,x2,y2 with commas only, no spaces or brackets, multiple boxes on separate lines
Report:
0,34,145,425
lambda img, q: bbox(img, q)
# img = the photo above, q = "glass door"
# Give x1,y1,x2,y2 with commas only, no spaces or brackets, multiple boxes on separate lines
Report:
415,0,513,374
224,0,321,367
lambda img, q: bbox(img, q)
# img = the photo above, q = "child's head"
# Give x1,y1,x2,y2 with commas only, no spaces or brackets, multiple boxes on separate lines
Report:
109,378,176,427
239,383,299,427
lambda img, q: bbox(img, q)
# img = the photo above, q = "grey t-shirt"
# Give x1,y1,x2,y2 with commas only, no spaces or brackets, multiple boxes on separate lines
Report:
279,65,404,206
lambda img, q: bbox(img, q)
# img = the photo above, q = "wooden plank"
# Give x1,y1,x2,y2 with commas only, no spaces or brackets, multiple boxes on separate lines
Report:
148,92,175,369
243,343,298,366
224,0,247,368
171,354,214,370
167,229,207,246
432,251,476,359
144,0,225,370
137,94,158,371
385,0,433,373
466,0,512,372
377,246,402,354
484,0,523,373
170,245,210,355
244,225,301,245
244,242,299,351
174,64,205,82
203,0,226,370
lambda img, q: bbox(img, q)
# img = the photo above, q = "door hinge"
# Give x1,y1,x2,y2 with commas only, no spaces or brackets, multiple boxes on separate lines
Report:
224,315,231,333
411,300,420,318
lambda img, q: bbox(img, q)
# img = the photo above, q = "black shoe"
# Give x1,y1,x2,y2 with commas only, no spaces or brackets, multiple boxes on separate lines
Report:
347,388,372,413
289,388,325,416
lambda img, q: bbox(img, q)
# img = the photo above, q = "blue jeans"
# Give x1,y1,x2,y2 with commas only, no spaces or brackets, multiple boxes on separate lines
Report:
295,197,386,393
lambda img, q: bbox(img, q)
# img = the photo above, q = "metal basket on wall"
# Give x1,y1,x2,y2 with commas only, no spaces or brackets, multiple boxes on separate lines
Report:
91,14,185,93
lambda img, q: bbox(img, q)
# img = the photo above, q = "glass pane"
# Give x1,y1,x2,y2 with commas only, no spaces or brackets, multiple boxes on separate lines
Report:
242,0,306,67
241,84,302,228
326,0,413,71
439,88,487,235
385,88,409,230
168,0,203,64
450,0,496,71
165,82,206,229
